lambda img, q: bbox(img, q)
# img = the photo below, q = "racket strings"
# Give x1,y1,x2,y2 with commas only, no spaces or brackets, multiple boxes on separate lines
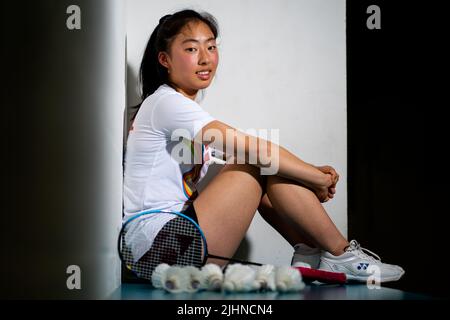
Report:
120,216,204,280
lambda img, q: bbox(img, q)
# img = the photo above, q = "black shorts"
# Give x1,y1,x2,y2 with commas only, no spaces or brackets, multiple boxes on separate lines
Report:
182,202,198,224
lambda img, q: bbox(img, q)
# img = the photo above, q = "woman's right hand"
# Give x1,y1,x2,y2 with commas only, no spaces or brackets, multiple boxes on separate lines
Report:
303,172,334,203
315,165,339,200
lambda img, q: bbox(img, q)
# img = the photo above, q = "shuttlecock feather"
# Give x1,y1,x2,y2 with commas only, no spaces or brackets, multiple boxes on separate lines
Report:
275,266,305,292
223,264,259,292
163,266,190,293
201,263,224,291
254,264,276,291
151,263,170,289
184,266,205,293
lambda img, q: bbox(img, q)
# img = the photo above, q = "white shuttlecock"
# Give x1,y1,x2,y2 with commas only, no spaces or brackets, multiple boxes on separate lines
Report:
184,266,205,293
253,264,276,292
223,263,259,292
151,263,170,289
201,263,224,291
163,266,190,293
275,266,305,292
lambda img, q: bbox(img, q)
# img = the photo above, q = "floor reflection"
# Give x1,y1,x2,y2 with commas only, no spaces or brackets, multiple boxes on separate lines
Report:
112,282,429,300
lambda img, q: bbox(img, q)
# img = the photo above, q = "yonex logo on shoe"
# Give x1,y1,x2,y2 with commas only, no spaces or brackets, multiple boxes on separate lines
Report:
357,263,369,270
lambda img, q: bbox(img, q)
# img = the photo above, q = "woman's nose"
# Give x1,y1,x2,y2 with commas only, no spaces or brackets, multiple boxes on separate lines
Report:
198,47,211,65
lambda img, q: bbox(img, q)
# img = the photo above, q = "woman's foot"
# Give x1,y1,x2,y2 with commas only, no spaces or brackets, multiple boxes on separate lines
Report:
319,240,405,282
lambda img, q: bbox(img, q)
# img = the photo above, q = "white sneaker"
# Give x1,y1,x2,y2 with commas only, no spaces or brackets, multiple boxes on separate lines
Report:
319,240,405,282
291,243,321,269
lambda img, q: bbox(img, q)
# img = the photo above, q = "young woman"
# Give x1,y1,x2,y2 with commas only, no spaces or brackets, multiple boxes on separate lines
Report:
123,9,404,283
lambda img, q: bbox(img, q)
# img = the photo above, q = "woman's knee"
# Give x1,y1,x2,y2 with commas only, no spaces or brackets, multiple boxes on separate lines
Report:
221,163,266,191
222,163,261,178
194,163,264,214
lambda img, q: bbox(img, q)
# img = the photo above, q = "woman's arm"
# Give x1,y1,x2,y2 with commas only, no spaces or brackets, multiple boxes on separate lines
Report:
196,120,332,192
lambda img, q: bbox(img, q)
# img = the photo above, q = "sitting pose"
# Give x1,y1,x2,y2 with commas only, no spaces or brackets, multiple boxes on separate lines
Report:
123,9,404,283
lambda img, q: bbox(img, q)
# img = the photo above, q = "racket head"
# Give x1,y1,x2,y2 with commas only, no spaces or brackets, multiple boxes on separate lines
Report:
118,210,208,281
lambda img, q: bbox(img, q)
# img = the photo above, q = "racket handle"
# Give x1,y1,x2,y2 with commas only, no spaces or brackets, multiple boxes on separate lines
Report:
294,267,347,284
207,254,263,266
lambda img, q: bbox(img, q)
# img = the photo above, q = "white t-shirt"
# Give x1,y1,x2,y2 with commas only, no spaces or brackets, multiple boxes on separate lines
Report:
123,84,215,261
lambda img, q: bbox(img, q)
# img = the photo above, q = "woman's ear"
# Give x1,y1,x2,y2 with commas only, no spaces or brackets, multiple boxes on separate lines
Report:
158,52,170,69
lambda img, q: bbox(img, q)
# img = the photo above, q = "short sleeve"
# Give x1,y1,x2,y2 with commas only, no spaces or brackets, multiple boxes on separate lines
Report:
152,93,215,141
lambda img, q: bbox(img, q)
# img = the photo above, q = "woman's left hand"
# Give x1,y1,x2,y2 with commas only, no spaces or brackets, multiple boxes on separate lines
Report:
315,165,339,199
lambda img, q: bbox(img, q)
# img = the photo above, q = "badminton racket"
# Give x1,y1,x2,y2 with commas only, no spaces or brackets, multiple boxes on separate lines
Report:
118,210,346,284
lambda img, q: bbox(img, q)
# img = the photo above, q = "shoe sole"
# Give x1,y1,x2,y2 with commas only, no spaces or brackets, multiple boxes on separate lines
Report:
345,272,405,283
318,263,405,283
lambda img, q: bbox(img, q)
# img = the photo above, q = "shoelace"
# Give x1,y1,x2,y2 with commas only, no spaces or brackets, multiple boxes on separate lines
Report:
346,240,381,263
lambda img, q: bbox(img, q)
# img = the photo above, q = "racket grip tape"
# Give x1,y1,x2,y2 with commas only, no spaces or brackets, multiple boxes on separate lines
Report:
294,267,347,284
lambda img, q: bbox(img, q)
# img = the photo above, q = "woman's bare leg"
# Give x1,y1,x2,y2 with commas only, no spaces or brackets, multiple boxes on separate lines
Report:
263,175,349,256
193,163,265,266
258,193,317,248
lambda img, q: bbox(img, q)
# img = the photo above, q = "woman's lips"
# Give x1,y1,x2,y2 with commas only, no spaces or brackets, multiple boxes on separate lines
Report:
196,70,211,80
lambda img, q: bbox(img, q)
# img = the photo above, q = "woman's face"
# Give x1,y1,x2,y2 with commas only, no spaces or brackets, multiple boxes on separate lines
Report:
159,21,219,100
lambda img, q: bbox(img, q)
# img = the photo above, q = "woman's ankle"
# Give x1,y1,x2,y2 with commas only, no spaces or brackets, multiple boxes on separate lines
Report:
327,240,349,256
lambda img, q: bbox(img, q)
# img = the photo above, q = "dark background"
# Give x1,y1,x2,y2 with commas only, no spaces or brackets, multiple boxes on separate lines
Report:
1,0,120,299
347,0,446,297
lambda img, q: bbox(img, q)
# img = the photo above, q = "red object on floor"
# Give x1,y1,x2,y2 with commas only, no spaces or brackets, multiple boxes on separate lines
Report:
294,267,347,284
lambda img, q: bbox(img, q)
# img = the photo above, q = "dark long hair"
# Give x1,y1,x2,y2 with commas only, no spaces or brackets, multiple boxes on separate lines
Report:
139,9,219,102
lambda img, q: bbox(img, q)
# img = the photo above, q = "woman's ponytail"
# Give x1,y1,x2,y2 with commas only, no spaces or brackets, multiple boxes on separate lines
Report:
139,23,166,101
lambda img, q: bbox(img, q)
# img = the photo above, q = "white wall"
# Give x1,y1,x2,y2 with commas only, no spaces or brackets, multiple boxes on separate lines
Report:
126,0,347,266
98,0,127,297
